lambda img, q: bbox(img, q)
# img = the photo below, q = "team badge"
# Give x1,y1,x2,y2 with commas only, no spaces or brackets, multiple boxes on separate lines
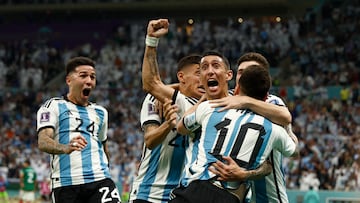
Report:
40,112,50,123
184,112,200,131
148,103,157,115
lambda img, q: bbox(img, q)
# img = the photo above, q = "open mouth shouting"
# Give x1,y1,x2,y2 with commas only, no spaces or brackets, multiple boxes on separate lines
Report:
207,80,219,92
82,88,91,97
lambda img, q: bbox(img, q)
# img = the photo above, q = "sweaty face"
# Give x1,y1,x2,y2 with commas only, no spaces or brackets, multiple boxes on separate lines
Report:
200,55,232,100
236,61,259,86
66,65,96,106
179,64,204,99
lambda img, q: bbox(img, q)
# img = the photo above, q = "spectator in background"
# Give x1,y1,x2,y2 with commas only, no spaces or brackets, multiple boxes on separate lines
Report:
39,177,51,203
303,186,320,203
0,175,9,203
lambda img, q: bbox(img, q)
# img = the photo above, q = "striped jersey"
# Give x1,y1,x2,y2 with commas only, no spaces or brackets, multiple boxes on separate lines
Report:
251,94,291,203
130,91,199,203
181,100,296,190
36,96,111,189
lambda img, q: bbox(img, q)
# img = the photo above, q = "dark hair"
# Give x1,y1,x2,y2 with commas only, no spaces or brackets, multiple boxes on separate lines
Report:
237,52,270,69
239,65,271,100
177,54,202,72
24,159,31,165
65,56,95,75
202,50,231,70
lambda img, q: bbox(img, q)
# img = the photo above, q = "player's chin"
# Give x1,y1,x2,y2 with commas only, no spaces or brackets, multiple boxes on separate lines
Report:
198,88,206,94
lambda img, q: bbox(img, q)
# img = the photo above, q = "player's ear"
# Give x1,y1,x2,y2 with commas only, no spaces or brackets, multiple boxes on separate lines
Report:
226,69,233,81
177,71,185,83
65,74,72,85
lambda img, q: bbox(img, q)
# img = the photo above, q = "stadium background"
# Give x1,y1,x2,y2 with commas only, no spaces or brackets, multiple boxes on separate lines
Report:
0,0,359,202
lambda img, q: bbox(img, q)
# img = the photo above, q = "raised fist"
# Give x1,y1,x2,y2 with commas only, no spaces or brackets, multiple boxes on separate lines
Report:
147,19,169,38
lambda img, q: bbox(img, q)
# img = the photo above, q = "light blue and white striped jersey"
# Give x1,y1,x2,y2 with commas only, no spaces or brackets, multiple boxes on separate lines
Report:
251,94,290,203
36,96,111,189
130,91,199,203
181,100,296,190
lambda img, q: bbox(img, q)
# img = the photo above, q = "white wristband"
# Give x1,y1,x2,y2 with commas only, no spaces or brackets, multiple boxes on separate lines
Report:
145,36,160,47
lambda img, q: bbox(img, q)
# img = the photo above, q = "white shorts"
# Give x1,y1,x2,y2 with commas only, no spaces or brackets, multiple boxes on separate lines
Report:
20,190,36,201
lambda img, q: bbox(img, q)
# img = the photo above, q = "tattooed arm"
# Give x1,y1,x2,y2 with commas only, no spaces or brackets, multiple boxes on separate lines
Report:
142,19,175,103
38,127,86,154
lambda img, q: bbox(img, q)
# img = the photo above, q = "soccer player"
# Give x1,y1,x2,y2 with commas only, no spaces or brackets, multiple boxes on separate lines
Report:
36,56,121,203
209,52,297,202
175,63,298,203
19,159,37,203
141,19,273,202
129,54,204,203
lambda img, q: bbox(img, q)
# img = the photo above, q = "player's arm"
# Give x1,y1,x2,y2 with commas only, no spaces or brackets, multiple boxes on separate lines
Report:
37,127,86,154
209,156,272,182
144,98,178,149
102,141,111,162
274,125,299,158
142,19,175,103
284,124,299,157
209,95,291,126
177,94,206,135
176,107,196,135
19,170,24,189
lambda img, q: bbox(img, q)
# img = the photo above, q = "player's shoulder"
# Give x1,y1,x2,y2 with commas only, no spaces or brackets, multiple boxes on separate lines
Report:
185,96,198,106
143,93,156,103
266,94,286,106
196,101,213,113
40,97,64,108
90,102,108,113
175,91,199,105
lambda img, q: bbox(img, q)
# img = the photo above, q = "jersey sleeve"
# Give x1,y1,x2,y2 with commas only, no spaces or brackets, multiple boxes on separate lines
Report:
272,124,296,157
97,106,108,142
140,94,161,129
266,94,286,107
36,98,59,133
182,101,211,132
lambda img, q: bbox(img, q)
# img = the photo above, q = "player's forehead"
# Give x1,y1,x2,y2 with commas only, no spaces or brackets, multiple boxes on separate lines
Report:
237,61,259,71
182,63,200,73
74,65,96,74
200,55,224,64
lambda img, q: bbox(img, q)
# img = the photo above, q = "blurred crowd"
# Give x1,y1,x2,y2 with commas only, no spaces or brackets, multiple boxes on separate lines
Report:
0,0,359,195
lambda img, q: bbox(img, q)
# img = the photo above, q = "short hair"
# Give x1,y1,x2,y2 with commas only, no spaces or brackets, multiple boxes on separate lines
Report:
237,52,270,69
24,159,31,165
177,54,202,72
65,56,95,75
239,65,271,100
202,50,231,70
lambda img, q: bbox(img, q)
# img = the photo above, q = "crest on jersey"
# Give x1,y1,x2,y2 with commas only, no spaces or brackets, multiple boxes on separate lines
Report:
40,112,50,123
148,103,157,115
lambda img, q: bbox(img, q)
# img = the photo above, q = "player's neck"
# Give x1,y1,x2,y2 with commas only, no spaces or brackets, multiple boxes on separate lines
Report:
67,93,89,106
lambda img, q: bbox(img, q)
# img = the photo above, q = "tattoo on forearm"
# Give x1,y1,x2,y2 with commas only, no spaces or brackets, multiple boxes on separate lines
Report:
147,49,159,77
39,130,66,154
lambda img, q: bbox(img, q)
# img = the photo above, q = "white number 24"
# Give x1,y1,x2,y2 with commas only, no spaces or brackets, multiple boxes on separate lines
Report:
99,186,121,203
